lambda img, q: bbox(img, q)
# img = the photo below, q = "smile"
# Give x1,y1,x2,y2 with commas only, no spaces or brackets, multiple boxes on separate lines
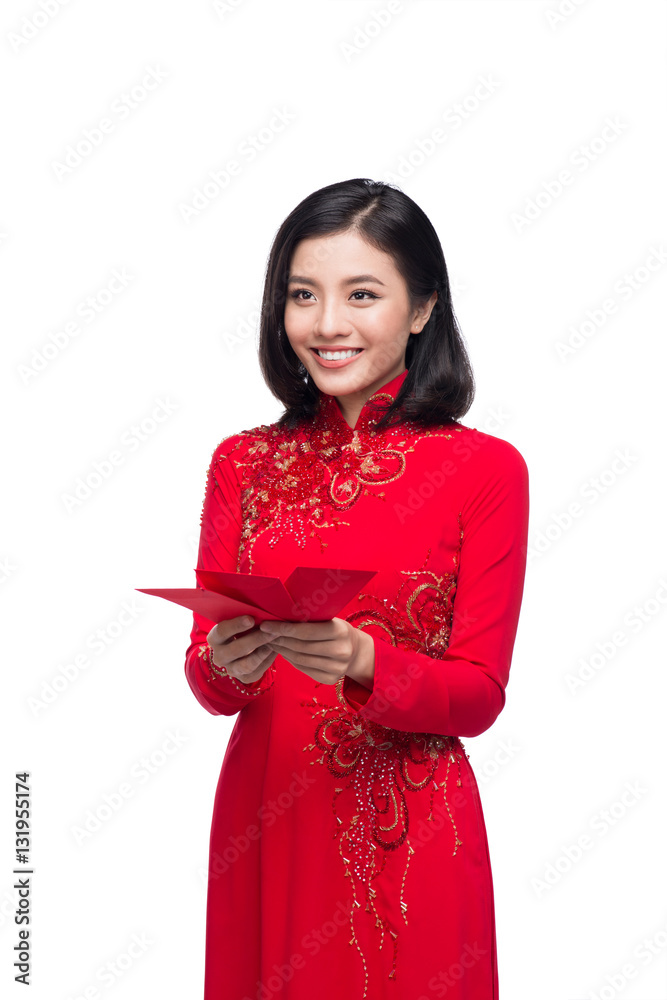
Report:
310,347,365,369
314,348,362,359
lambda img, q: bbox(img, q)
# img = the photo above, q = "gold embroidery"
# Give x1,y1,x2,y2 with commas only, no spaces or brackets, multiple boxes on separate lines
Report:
300,534,468,992
301,690,468,994
345,530,462,662
198,643,275,697
213,390,460,572
200,379,471,993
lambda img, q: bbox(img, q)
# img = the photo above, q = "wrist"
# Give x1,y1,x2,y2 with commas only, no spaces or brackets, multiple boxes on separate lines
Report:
346,629,375,691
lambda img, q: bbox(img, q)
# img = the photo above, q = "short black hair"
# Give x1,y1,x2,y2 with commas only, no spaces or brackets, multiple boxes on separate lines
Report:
258,177,475,431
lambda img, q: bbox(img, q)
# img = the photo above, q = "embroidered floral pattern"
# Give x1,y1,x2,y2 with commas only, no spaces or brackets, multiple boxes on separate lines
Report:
213,390,460,572
344,530,463,661
202,376,470,994
300,536,467,993
301,684,468,994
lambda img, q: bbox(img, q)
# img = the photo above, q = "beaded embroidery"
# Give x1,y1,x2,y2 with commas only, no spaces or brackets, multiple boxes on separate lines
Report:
344,530,462,659
202,388,461,572
300,534,468,994
199,378,472,992
198,642,276,697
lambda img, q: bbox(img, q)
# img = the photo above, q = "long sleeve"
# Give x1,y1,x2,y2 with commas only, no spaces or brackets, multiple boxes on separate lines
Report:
341,439,529,738
184,436,274,716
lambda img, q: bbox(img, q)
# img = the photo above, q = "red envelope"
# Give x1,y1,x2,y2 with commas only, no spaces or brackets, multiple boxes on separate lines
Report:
136,566,377,630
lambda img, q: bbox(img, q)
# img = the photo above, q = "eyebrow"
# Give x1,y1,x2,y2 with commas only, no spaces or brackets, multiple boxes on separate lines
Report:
287,273,386,287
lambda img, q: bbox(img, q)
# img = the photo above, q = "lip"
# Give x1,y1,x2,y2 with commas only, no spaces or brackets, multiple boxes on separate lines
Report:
310,347,365,369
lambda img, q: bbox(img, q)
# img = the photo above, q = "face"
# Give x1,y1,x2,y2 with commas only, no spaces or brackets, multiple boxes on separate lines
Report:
283,229,437,428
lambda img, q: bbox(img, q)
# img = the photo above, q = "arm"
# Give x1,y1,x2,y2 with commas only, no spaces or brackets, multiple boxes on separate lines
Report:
341,440,529,737
184,437,274,716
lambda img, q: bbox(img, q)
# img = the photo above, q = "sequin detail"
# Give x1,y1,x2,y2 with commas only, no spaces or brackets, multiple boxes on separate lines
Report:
202,389,461,572
198,378,470,992
300,536,467,993
344,529,463,661
198,642,275,697
301,687,468,995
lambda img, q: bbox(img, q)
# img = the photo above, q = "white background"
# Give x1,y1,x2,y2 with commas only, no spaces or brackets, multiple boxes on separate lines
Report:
1,1,666,998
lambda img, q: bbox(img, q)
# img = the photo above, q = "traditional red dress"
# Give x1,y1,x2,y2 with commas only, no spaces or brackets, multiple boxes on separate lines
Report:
185,367,529,1000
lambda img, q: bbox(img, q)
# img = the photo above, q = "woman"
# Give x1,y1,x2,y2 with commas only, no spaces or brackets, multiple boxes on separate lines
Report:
185,177,529,999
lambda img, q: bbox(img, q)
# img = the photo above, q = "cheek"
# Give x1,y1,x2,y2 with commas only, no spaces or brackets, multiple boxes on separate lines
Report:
283,307,311,344
357,303,403,334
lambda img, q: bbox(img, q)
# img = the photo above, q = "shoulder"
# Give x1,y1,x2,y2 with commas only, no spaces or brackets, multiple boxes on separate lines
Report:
438,421,529,491
207,419,291,467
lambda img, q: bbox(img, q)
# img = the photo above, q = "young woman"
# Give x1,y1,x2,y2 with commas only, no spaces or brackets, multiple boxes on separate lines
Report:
185,177,529,1000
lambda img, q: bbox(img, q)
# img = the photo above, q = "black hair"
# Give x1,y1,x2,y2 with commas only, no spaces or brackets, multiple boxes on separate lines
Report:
257,177,475,431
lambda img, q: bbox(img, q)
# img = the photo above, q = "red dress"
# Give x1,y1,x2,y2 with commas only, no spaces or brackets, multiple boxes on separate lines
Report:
185,368,529,1000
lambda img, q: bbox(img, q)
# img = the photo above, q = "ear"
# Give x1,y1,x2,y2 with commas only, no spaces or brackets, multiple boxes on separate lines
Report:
411,290,438,332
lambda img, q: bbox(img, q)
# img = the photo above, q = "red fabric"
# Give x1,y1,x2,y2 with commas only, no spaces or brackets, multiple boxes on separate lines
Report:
185,368,529,999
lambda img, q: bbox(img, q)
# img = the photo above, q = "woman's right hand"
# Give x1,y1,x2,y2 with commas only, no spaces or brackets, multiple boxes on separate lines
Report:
206,615,277,685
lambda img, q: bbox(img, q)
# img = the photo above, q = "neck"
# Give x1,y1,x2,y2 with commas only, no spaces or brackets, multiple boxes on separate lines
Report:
316,368,409,434
335,368,407,430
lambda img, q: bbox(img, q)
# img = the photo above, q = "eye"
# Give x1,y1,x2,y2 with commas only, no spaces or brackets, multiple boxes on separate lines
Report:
289,288,379,301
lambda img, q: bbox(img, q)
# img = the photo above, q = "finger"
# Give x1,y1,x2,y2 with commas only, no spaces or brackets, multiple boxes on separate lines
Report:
208,615,255,645
267,646,341,674
209,621,265,656
215,631,275,674
290,660,340,684
228,646,277,684
259,618,337,639
266,636,348,659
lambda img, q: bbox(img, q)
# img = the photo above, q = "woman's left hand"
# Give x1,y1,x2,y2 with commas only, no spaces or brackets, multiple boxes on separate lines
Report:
258,617,375,689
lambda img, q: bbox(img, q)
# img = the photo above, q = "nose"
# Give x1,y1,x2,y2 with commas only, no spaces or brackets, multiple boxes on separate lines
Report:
311,299,353,339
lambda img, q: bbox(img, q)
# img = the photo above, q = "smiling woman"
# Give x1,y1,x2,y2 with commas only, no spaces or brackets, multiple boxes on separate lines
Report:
184,177,529,1000
282,229,437,428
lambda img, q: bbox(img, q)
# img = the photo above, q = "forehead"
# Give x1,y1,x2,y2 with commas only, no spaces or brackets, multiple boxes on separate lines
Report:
289,231,401,281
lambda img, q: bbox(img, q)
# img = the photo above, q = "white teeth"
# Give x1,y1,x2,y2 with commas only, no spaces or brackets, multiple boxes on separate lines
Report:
316,349,362,360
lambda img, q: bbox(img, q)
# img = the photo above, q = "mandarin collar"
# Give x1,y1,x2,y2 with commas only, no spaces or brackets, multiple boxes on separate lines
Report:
314,368,409,434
